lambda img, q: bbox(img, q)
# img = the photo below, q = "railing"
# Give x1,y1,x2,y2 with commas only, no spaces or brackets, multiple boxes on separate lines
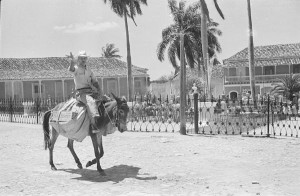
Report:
0,95,299,138
225,74,295,84
0,97,66,124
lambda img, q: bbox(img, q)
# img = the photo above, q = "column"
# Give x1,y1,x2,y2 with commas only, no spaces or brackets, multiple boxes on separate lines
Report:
101,78,104,95
12,81,15,99
145,76,148,94
118,77,121,97
21,81,24,99
39,80,42,98
62,79,65,100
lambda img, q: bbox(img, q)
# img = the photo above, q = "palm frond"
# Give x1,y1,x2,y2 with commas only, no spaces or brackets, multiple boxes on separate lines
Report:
270,74,300,100
213,0,225,19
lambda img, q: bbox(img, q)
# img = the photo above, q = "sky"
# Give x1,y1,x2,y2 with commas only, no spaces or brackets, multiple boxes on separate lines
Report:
1,0,300,80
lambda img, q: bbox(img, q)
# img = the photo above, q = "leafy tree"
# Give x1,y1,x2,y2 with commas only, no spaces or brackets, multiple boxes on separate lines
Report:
157,75,169,82
103,0,147,101
271,74,300,101
157,0,222,76
101,43,121,59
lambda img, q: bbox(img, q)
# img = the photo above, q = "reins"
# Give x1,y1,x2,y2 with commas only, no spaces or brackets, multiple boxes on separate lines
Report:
103,101,119,127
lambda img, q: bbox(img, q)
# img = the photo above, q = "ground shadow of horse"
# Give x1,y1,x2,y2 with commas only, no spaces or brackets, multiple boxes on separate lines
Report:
60,164,157,184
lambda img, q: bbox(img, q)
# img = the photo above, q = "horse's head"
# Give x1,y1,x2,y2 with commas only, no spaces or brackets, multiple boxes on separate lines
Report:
111,93,129,133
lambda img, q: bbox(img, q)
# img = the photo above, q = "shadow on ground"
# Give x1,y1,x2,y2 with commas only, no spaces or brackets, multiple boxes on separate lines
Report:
60,164,157,183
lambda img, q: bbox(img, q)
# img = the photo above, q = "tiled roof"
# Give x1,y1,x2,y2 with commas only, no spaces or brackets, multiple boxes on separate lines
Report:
223,43,300,67
0,57,148,80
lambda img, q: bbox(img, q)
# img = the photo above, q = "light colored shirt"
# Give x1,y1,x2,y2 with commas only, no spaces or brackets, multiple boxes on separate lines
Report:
70,65,97,90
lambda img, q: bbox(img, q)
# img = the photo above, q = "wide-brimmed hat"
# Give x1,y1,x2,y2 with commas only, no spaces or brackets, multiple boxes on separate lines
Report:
77,50,89,58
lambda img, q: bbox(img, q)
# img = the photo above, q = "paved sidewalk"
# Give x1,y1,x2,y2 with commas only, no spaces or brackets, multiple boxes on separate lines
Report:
0,122,300,196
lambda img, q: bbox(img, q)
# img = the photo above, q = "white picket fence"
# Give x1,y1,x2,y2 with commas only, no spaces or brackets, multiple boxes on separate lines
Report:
0,113,44,124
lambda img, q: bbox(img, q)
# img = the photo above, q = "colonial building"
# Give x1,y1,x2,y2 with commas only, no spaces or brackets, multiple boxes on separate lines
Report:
150,64,224,100
223,43,300,99
0,57,149,99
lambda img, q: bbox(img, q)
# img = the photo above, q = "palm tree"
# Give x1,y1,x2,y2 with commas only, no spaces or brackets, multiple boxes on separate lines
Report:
157,0,199,135
247,0,256,106
199,0,224,99
102,0,147,101
271,74,300,101
101,43,121,59
157,0,222,75
157,0,222,134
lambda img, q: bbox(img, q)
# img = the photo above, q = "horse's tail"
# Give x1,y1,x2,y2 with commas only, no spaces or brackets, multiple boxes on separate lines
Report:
43,110,52,150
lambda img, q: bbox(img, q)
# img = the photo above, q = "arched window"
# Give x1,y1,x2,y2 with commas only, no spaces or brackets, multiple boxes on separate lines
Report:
229,91,238,100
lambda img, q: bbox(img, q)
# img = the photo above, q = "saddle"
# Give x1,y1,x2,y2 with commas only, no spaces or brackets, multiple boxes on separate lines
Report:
49,98,90,142
49,97,116,142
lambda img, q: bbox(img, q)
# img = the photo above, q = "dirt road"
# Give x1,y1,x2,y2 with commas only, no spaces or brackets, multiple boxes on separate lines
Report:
0,122,299,196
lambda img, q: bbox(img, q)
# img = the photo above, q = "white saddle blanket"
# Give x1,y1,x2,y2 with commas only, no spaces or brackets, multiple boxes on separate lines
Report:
49,98,116,142
49,98,90,142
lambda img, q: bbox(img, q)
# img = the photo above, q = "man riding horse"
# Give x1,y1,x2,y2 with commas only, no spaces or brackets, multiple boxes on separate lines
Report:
42,51,130,175
67,50,104,132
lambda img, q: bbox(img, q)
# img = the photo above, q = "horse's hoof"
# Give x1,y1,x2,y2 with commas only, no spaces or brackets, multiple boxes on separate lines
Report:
51,166,57,171
99,171,107,176
77,164,83,169
86,161,92,168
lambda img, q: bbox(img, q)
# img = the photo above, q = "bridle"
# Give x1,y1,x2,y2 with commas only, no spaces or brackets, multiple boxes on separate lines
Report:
101,100,128,129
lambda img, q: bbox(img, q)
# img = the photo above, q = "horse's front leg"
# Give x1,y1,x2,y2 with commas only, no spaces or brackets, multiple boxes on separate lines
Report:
67,139,83,169
90,133,106,176
86,134,104,168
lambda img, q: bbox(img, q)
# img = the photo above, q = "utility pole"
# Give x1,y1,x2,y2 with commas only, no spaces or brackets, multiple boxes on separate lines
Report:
179,33,186,135
247,0,257,107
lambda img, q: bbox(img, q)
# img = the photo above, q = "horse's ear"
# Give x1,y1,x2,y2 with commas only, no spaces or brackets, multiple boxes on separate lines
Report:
111,92,120,102
121,96,127,102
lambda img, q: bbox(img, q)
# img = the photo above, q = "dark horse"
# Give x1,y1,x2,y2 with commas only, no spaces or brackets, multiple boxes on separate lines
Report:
42,93,129,175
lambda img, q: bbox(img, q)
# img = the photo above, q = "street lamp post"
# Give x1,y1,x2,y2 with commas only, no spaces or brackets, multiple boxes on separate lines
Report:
179,33,186,135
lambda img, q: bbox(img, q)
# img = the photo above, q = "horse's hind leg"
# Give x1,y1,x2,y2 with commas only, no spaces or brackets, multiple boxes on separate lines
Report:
49,128,59,170
67,139,83,169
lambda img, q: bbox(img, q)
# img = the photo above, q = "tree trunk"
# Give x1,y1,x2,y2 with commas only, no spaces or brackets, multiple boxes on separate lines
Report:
247,0,256,106
124,10,133,102
197,60,201,77
200,2,211,99
179,33,186,135
0,0,2,57
207,62,212,99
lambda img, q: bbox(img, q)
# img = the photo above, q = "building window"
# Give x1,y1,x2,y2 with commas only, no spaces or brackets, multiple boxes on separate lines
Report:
14,81,23,99
293,64,300,74
55,81,63,98
229,91,238,99
107,79,118,96
264,66,275,75
228,68,237,76
32,83,45,98
245,67,249,76
276,65,289,74
134,80,142,95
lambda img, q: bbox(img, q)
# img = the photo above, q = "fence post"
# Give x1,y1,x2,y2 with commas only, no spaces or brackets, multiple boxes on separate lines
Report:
9,98,13,122
36,98,39,124
194,93,199,134
267,94,270,137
